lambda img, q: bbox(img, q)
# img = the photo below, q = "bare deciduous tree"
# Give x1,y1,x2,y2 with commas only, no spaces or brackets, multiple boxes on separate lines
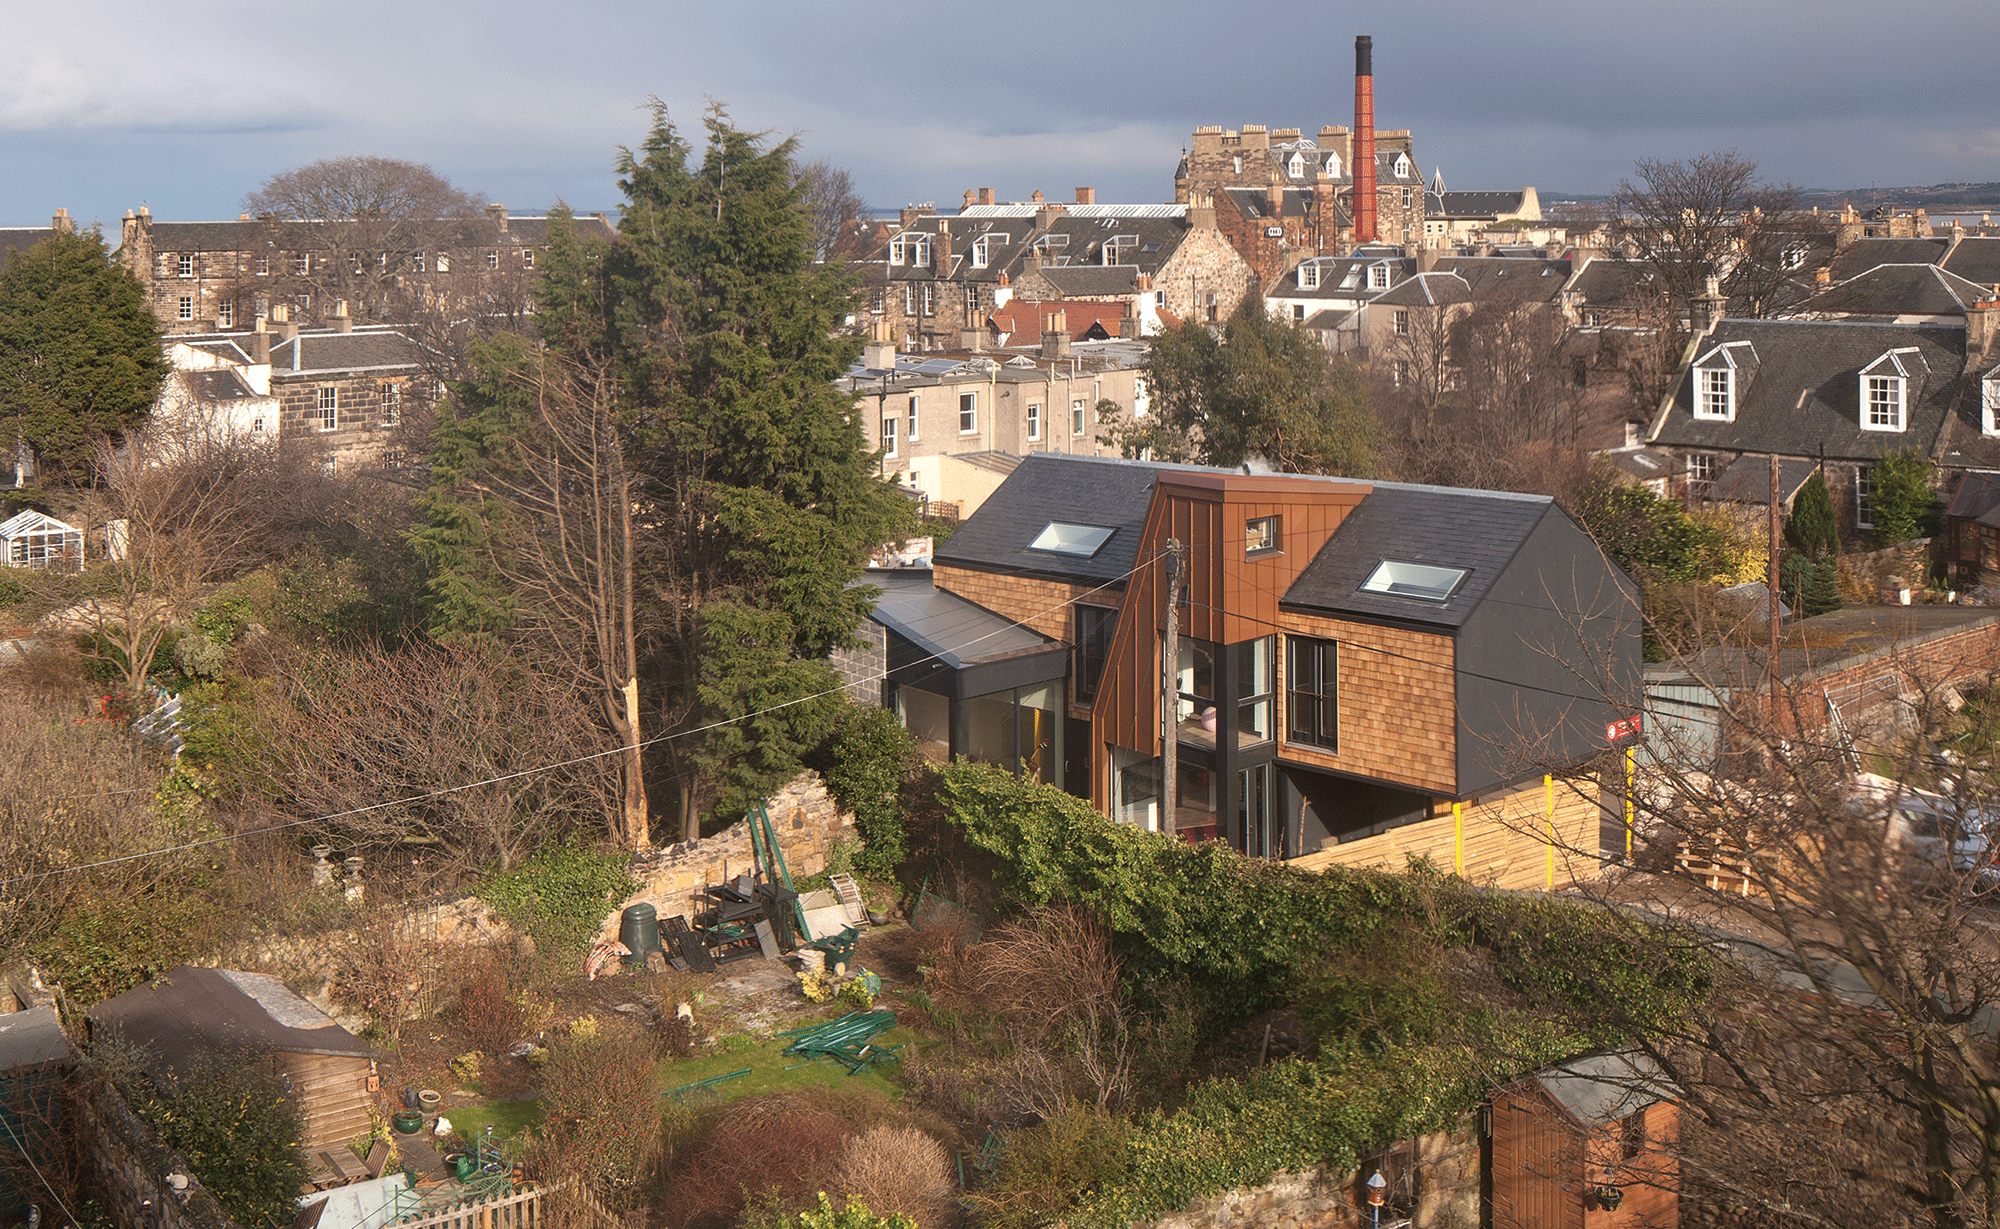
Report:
242,156,482,324
260,637,620,870
1611,150,1800,327
795,158,870,263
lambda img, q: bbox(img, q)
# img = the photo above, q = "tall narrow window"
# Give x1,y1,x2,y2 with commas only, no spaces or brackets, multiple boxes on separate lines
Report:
1856,466,1875,530
1237,637,1274,743
175,254,195,277
1073,605,1118,704
313,387,338,432
881,413,898,458
1071,399,1087,436
959,392,977,434
176,296,194,321
521,249,535,269
1696,368,1733,420
486,249,500,269
1025,402,1041,442
1394,309,1410,336
1287,636,1337,751
217,301,232,328
380,382,400,426
1864,375,1904,431
906,395,920,443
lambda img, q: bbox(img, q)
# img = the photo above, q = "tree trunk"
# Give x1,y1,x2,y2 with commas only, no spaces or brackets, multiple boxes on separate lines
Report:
620,675,648,850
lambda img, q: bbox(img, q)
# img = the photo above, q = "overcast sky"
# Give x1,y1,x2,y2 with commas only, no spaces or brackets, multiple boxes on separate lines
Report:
6,0,1997,233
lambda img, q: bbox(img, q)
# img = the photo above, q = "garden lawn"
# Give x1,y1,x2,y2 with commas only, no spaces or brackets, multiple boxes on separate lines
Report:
659,1026,912,1105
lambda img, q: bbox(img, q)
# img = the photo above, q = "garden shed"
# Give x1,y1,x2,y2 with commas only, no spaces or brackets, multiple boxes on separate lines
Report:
0,509,83,571
1485,1051,1679,1229
87,967,376,1152
0,990,74,1220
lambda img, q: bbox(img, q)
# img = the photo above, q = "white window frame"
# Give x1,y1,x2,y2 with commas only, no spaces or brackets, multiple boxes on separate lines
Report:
217,301,232,328
292,254,310,275
1855,466,1875,529
1862,374,1905,432
1695,367,1734,421
1288,153,1304,178
1133,376,1149,418
175,253,194,278
1394,153,1412,178
1686,453,1717,496
411,252,427,273
1393,309,1409,337
906,395,920,443
380,382,400,426
255,255,269,276
881,413,898,458
176,295,194,321
971,236,989,268
1368,265,1390,291
1983,372,2000,436
521,248,534,269
313,386,339,432
1071,399,1088,436
436,253,450,273
1298,262,1321,291
1026,402,1041,442
959,392,977,435
486,249,500,270
1324,153,1341,178
902,283,916,315
920,284,935,317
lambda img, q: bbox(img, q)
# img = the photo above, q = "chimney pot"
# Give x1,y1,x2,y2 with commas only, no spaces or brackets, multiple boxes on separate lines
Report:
51,208,72,235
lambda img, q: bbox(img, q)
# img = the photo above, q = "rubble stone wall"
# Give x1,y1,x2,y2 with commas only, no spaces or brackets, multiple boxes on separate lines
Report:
76,1076,242,1229
595,770,856,942
1136,1128,1479,1229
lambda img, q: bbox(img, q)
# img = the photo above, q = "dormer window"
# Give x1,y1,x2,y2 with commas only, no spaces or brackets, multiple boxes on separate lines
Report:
890,234,931,266
1859,347,1927,433
1367,265,1390,291
1393,153,1412,178
1287,153,1305,178
1323,153,1341,178
1691,340,1758,422
1298,262,1322,291
1695,368,1734,420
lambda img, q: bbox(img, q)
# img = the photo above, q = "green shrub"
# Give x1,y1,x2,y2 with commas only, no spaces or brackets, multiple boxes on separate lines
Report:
98,1039,308,1229
1870,447,1941,545
817,705,916,875
479,843,639,953
798,1193,916,1229
1787,471,1840,560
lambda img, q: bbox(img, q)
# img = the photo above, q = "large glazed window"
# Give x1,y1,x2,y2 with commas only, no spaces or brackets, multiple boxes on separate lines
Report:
1287,636,1337,752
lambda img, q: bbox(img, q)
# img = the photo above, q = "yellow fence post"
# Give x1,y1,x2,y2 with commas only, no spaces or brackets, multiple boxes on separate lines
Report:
1453,802,1464,876
1544,774,1555,890
1624,746,1636,862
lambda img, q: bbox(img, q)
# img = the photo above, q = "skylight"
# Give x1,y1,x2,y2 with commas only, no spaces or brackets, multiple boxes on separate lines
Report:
1030,522,1116,557
1360,560,1468,602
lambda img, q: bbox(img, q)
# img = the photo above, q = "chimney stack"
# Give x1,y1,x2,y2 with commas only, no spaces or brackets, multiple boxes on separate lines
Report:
249,318,271,365
1968,297,1999,364
979,187,995,206
1353,35,1378,244
1041,309,1071,360
1075,187,1095,206
963,189,977,210
863,319,896,371
51,208,73,235
487,203,508,234
1691,275,1726,335
333,300,353,333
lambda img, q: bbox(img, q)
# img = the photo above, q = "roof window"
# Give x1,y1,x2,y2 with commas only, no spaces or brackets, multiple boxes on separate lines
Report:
1360,560,1468,603
1030,522,1116,557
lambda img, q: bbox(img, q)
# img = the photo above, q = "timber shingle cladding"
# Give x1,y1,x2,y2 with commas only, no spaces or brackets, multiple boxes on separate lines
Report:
903,453,1639,871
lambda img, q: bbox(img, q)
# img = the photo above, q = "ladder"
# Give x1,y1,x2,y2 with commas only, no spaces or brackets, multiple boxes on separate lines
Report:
828,873,867,925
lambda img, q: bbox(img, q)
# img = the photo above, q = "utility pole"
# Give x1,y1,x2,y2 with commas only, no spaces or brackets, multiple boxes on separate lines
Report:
1160,540,1183,835
1769,453,1782,723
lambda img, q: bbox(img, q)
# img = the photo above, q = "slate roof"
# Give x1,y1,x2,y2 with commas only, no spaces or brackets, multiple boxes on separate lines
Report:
1796,264,1990,317
134,215,605,255
1652,318,1967,462
1824,236,1951,282
1943,236,2000,290
1431,256,1571,302
1705,456,1821,505
1533,1051,1674,1128
0,1005,71,1070
1567,257,1655,307
934,453,1193,586
1282,482,1555,629
867,570,1057,668
269,328,425,376
1432,191,1531,218
179,369,267,403
1369,271,1471,308
1034,266,1145,297
89,967,373,1080
1946,471,2000,528
1599,446,1675,484
0,227,59,271
1271,256,1406,300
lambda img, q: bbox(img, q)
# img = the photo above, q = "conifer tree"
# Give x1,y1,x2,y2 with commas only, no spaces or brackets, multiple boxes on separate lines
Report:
1786,470,1840,562
0,230,165,479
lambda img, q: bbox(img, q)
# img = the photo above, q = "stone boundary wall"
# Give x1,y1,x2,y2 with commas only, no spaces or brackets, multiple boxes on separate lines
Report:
595,770,855,943
1136,1127,1477,1229
74,1074,242,1229
1778,615,2000,740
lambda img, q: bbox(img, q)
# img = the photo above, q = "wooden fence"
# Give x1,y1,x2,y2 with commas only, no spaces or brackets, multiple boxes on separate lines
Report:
389,1180,622,1229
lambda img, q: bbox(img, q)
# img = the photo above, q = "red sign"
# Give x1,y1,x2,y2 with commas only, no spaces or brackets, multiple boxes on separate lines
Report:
1605,714,1643,743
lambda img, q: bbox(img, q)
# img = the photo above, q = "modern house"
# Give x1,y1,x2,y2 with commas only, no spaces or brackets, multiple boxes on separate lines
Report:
88,967,377,1152
1485,1052,1680,1229
856,454,1641,885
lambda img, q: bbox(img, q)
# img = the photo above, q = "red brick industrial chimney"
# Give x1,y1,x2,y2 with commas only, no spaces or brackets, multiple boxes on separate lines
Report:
1353,34,1377,244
